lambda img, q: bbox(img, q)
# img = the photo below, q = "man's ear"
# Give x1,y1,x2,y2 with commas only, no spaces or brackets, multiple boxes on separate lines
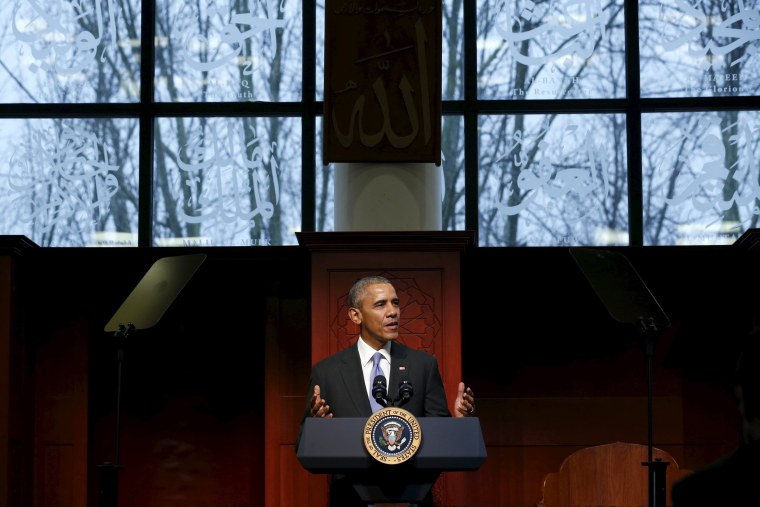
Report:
348,307,362,325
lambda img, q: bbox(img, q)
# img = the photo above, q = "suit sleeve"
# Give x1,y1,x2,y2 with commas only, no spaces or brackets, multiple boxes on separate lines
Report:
296,367,320,452
423,354,452,417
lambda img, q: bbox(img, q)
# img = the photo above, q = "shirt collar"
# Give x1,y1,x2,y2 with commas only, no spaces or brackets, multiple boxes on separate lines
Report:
357,336,391,366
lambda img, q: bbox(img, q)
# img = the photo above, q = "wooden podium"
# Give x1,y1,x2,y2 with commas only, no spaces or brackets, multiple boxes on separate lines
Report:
288,231,473,507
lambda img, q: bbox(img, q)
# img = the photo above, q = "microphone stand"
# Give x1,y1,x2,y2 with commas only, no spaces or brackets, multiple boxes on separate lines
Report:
99,253,206,507
97,323,134,507
570,248,671,507
639,317,669,507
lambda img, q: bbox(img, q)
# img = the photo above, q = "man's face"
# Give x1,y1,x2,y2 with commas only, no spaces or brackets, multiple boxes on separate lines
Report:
349,282,400,349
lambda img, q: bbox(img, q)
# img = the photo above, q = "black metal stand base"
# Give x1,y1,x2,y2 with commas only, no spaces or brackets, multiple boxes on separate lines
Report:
643,458,670,507
97,462,123,507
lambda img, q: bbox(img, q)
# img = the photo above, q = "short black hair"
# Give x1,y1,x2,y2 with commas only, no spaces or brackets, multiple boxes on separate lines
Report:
348,275,392,309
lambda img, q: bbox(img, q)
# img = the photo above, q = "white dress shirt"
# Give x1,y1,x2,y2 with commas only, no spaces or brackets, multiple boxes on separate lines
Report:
357,337,391,398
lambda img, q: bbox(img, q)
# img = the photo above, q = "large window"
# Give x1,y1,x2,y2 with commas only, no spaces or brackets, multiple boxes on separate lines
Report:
0,1,757,246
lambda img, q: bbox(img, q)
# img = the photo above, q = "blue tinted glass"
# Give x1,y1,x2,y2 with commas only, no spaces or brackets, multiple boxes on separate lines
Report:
0,118,139,246
639,0,760,98
478,113,629,246
643,111,760,245
153,116,301,246
1,0,141,103
478,0,627,100
155,0,302,102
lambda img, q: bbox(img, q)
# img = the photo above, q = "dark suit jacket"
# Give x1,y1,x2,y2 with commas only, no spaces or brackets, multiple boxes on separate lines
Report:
300,339,452,422
297,340,451,506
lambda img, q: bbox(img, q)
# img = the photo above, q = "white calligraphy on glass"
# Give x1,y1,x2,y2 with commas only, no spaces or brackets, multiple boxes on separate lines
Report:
176,120,280,227
8,125,120,233
493,123,610,223
12,0,118,75
660,0,760,70
660,117,759,228
183,2,287,75
331,18,432,149
494,0,607,66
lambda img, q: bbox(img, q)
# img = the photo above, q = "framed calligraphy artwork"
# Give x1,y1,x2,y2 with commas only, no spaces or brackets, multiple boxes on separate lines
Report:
323,1,442,165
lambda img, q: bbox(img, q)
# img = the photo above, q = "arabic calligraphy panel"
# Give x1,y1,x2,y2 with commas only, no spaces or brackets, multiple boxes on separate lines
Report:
478,0,626,100
639,0,760,98
154,0,301,103
2,0,141,104
323,1,442,163
153,116,301,247
0,118,139,247
642,111,760,245
478,113,629,246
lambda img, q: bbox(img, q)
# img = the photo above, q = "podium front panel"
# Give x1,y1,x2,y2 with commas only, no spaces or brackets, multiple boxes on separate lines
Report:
297,417,487,473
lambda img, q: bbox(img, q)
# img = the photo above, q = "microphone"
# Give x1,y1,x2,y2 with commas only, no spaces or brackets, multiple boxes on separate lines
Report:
397,379,413,406
372,375,388,407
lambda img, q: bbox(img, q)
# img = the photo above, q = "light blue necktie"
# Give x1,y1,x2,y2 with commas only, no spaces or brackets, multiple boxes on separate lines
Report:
369,351,385,412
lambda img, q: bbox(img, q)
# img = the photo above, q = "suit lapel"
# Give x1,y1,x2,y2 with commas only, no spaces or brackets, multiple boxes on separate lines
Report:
338,342,372,416
388,342,410,402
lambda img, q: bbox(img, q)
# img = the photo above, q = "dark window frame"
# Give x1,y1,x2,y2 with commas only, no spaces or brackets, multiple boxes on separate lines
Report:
0,2,756,247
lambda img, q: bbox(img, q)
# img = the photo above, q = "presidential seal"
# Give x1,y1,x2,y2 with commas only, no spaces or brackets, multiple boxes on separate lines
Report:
363,407,422,464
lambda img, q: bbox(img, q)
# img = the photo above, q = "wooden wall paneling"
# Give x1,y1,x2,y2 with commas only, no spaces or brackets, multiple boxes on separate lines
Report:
264,295,283,507
35,318,89,507
0,237,37,507
0,256,11,507
91,253,268,507
265,294,321,507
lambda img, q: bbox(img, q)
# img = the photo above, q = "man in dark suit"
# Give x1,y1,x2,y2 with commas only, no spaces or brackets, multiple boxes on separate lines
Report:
671,329,760,506
300,275,475,506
